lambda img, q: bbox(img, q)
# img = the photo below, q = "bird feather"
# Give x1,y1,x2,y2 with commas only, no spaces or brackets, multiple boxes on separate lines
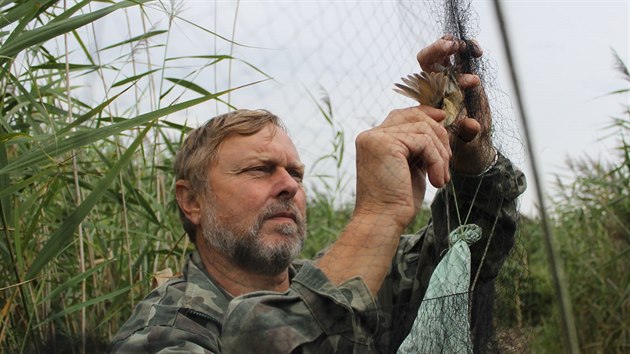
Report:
394,70,463,126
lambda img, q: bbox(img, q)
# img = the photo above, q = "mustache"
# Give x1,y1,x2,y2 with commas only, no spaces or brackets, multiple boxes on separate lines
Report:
260,200,304,225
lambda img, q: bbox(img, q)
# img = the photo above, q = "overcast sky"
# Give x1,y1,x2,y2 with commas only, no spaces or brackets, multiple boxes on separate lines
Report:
479,1,629,214
95,1,629,215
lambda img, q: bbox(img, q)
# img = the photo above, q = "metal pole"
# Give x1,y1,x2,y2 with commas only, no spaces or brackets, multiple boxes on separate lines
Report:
491,1,581,353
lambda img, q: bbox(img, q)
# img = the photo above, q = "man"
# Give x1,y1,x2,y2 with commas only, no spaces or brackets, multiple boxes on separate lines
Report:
109,38,525,353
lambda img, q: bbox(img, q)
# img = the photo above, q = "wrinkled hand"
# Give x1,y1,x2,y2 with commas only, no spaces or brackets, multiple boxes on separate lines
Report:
417,36,496,174
318,105,451,294
354,106,451,229
323,38,494,294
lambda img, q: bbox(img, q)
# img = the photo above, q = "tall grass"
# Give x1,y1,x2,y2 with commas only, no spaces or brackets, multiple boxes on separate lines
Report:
0,1,266,352
543,55,629,352
494,54,630,353
1,1,627,353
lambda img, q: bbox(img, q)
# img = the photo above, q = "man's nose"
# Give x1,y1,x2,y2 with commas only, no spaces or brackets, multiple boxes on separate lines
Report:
273,168,299,200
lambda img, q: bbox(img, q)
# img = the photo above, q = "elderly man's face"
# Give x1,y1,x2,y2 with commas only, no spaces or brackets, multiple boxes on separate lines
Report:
201,124,307,275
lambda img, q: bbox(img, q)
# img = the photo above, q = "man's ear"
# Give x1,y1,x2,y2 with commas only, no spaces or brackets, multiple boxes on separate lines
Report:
175,180,202,225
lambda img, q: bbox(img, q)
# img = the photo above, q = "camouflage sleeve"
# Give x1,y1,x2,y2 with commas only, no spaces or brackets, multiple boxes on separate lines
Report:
221,262,379,353
374,153,526,352
109,326,217,354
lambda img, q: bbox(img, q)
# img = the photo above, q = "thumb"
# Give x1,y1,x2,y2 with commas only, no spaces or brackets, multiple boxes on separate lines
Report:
454,117,481,143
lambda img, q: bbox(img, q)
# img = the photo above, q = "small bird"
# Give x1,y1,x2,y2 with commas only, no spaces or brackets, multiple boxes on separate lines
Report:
394,69,463,127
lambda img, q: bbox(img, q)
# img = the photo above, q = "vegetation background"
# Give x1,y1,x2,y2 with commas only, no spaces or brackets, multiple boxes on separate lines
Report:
0,1,627,353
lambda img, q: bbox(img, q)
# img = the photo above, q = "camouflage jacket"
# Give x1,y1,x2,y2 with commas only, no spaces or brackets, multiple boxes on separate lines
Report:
109,154,525,354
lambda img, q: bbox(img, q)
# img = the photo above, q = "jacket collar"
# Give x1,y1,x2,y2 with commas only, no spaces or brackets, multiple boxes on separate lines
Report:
180,251,232,321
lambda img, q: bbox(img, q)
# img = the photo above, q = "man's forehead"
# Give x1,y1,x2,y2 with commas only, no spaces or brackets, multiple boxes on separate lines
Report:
216,126,302,163
243,154,305,169
235,144,304,166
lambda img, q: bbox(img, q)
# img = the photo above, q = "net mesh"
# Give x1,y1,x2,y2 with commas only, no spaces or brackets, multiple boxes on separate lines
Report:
73,0,527,352
160,1,525,352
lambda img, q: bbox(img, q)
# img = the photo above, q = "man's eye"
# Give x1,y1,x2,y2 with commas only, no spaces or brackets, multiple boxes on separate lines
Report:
289,170,304,182
248,166,272,174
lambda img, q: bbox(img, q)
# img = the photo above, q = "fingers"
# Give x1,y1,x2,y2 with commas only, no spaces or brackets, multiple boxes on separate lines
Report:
402,132,451,187
417,36,464,72
458,73,480,90
417,36,483,98
361,126,450,188
376,108,452,187
383,122,451,170
381,107,450,153
467,38,483,58
417,35,483,72
452,117,481,143
411,36,495,176
380,106,445,127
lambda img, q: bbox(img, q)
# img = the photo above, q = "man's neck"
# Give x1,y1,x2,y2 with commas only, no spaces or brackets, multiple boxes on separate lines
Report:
197,242,290,297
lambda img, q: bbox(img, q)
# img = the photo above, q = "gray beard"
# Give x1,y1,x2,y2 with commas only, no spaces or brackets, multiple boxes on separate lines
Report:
201,200,306,276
